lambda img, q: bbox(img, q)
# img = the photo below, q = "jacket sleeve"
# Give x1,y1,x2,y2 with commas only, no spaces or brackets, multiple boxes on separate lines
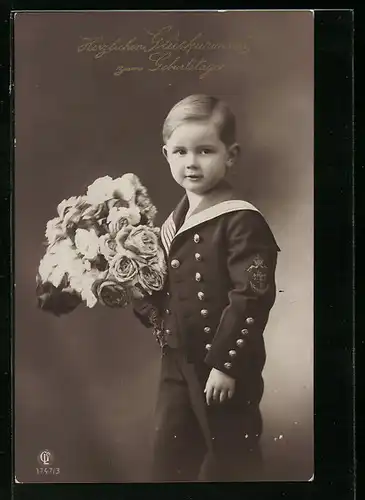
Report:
204,211,279,379
132,290,165,329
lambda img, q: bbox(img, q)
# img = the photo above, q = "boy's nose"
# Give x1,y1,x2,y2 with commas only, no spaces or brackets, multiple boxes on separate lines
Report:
185,153,199,169
186,164,199,171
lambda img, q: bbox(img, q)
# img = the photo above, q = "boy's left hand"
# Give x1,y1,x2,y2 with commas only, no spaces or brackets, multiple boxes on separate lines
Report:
204,368,236,405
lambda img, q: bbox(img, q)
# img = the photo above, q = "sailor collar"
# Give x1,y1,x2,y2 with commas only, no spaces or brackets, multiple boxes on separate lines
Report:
176,199,260,236
160,198,260,255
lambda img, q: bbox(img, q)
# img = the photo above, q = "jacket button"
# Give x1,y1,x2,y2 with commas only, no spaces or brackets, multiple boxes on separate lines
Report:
195,272,202,282
205,343,212,351
197,291,205,301
165,329,171,335
165,309,171,315
246,317,254,325
195,253,202,261
194,234,201,243
200,309,209,317
171,259,180,269
204,326,211,334
236,338,245,347
224,362,232,370
241,329,249,335
229,350,237,358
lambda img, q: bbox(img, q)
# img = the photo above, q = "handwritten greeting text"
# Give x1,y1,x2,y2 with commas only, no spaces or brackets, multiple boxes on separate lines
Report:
77,25,250,80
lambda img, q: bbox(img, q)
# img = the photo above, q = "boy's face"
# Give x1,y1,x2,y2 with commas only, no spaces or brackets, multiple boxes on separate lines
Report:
163,119,238,196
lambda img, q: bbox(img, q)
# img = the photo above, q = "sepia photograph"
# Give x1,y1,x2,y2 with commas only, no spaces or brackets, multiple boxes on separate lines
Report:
13,9,314,483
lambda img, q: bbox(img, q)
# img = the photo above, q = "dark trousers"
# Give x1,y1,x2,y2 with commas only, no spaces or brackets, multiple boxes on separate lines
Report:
152,347,264,482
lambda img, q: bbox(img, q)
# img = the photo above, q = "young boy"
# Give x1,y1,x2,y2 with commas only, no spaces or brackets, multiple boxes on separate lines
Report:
133,94,280,482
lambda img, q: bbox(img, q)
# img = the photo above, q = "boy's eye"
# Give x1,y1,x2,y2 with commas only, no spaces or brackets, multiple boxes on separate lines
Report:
200,148,214,155
174,149,186,156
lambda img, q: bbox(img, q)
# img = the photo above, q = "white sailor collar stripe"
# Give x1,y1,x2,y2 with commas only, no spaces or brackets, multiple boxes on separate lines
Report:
160,212,176,255
174,200,260,239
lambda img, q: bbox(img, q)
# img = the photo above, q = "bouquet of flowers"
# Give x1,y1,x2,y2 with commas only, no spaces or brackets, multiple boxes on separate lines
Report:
36,174,166,338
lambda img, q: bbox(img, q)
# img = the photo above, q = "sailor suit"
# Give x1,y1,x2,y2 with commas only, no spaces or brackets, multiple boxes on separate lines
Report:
133,181,280,481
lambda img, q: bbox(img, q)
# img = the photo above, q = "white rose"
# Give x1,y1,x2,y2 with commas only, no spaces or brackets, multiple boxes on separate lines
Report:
127,203,142,225
106,205,141,234
121,172,142,189
38,239,83,288
45,217,64,244
74,228,100,260
85,176,115,205
99,234,118,261
69,268,107,308
112,174,137,202
57,196,84,219
38,251,65,288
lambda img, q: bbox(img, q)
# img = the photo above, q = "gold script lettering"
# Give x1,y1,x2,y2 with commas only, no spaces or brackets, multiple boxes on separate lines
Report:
77,26,250,79
147,52,224,79
114,65,144,76
145,25,249,56
146,26,204,56
78,37,148,58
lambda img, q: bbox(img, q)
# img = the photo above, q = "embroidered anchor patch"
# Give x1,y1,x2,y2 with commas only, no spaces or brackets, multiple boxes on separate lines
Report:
246,255,269,294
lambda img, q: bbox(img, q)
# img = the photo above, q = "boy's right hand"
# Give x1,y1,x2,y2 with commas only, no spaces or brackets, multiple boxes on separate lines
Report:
204,367,236,405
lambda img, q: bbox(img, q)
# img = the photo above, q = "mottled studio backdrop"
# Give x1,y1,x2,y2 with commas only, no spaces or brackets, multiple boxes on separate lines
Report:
14,10,314,482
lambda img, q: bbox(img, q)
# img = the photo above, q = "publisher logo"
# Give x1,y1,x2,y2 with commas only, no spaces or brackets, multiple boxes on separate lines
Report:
37,450,54,466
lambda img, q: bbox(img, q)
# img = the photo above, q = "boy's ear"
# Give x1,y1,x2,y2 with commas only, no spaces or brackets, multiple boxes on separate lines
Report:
227,142,240,166
162,145,169,160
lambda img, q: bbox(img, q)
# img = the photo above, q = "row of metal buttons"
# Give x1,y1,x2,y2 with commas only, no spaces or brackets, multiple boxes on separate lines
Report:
171,256,202,269
193,233,211,340
169,231,256,372
166,233,202,338
205,317,255,370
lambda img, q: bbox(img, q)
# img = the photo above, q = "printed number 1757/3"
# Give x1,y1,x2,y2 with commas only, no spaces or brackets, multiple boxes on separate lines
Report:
36,467,60,475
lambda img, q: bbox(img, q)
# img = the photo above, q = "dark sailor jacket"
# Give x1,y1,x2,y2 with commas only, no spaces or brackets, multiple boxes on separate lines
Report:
133,181,280,381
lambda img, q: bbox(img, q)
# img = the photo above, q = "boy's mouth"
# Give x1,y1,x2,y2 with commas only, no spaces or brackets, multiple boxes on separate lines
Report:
185,174,203,180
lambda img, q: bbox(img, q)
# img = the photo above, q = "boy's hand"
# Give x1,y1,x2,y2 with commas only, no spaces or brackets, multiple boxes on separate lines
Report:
204,368,236,405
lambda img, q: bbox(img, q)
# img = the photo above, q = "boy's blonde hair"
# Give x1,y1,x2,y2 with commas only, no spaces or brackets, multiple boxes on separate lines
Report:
162,94,236,146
